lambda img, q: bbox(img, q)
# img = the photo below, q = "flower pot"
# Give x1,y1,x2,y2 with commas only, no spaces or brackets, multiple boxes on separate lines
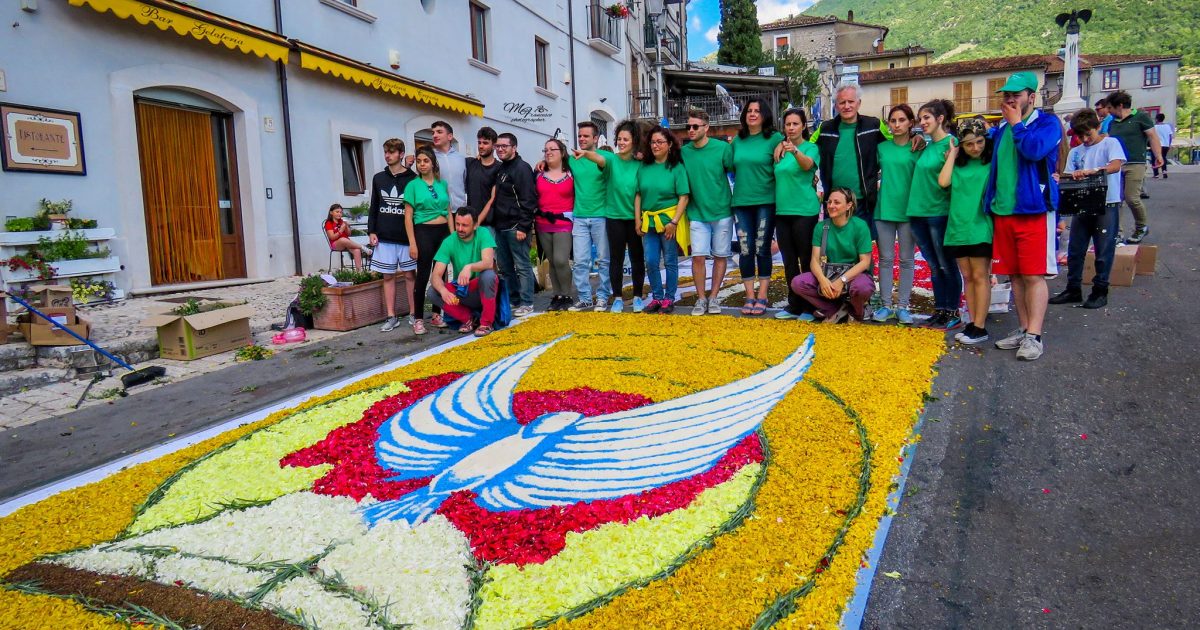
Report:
1,256,121,283
313,277,411,331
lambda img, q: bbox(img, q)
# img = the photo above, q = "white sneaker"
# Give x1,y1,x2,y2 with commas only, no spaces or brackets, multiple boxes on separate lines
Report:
707,299,721,315
593,297,609,312
692,298,708,316
1016,334,1043,361
994,328,1026,350
513,305,534,317
380,316,400,332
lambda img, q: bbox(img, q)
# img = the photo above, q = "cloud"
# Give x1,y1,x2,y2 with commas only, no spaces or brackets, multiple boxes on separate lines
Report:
691,15,702,29
704,25,719,44
755,0,818,23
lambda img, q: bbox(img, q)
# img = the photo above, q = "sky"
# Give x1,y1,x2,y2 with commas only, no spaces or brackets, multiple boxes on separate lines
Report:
686,0,819,61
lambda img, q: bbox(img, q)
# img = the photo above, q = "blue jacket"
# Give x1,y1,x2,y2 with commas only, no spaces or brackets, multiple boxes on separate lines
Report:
983,109,1061,216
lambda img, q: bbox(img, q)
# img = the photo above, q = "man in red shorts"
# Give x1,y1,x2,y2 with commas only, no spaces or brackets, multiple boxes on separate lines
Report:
981,72,1062,361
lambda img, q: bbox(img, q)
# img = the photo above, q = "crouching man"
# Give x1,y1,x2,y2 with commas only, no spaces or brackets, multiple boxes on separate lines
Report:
429,207,499,337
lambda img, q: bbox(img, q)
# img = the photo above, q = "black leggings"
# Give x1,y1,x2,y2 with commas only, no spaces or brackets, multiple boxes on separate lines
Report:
413,222,449,318
606,218,645,298
776,214,820,314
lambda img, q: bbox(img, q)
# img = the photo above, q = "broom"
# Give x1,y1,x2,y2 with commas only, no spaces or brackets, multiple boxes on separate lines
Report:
4,292,167,390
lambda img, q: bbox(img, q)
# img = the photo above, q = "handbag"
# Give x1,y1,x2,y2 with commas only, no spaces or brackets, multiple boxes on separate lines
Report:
493,275,513,328
1058,173,1107,216
819,222,853,294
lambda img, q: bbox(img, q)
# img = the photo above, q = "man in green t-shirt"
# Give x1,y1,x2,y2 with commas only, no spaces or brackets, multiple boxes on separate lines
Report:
680,110,734,316
567,122,614,310
428,208,499,337
1106,90,1164,243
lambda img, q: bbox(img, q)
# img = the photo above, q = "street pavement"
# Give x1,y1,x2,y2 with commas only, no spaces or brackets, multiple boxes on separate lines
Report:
863,171,1200,628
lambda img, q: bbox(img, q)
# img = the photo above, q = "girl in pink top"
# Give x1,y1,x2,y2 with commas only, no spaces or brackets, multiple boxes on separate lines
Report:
536,139,575,309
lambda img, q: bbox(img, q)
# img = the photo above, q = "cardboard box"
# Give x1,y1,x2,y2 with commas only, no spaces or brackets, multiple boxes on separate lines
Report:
0,297,9,344
988,282,1011,313
1135,245,1157,276
16,311,92,346
141,301,256,360
28,284,75,309
1084,244,1136,286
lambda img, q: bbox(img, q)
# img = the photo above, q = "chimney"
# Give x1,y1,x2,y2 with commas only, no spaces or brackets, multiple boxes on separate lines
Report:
877,39,884,53
847,10,854,21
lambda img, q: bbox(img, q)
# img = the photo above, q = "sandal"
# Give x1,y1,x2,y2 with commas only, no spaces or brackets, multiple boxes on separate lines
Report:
740,299,756,315
474,325,494,337
750,298,767,316
458,320,475,334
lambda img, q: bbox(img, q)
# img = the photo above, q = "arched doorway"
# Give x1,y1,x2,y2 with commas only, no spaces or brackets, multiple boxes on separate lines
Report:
133,89,247,285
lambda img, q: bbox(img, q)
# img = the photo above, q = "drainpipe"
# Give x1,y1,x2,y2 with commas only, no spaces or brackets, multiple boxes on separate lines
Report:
274,0,303,275
567,1,578,135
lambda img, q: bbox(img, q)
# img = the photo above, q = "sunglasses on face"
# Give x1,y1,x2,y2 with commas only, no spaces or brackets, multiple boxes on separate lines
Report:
687,124,704,131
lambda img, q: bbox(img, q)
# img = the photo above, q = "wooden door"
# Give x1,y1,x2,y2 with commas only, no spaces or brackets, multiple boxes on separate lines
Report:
135,100,244,285
212,114,247,278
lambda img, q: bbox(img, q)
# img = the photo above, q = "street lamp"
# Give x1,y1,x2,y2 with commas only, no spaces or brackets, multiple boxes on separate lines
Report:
814,55,844,120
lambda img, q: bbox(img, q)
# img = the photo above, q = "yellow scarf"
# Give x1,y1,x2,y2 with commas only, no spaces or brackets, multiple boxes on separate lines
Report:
640,205,690,255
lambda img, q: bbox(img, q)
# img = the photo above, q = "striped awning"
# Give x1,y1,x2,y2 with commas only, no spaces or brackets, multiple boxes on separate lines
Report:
296,43,484,117
68,0,291,63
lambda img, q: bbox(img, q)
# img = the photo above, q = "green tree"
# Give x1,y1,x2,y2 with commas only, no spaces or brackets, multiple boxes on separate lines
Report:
767,50,822,108
717,0,762,67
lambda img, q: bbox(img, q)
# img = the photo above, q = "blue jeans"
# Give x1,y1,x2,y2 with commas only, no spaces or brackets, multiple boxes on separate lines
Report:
494,227,535,307
733,205,776,279
571,217,611,302
643,231,678,300
910,215,961,311
1066,202,1120,291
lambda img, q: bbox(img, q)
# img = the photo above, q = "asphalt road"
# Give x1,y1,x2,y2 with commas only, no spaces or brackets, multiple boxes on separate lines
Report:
863,172,1200,629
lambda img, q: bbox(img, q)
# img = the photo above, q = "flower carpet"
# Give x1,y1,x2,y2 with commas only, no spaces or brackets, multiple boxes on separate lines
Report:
0,313,943,629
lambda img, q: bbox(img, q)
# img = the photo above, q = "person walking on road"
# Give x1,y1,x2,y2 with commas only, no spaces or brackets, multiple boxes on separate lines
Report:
1106,91,1164,243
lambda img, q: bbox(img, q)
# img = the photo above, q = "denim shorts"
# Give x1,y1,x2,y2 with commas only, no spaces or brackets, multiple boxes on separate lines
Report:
689,216,734,258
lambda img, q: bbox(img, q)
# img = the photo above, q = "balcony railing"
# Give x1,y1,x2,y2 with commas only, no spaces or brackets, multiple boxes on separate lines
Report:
629,89,659,120
643,21,681,64
667,91,777,126
586,2,622,54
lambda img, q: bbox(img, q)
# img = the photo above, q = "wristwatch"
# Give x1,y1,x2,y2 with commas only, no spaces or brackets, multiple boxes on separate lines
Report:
838,275,849,284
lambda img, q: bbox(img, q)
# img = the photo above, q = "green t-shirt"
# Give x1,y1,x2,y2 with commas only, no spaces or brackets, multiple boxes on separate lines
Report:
989,114,1031,216
604,155,642,220
569,149,615,218
906,135,953,218
831,122,862,196
876,140,919,222
636,160,690,212
945,159,993,246
731,132,784,206
404,178,450,224
1107,111,1154,164
812,216,872,265
433,226,496,279
774,142,821,217
681,140,733,222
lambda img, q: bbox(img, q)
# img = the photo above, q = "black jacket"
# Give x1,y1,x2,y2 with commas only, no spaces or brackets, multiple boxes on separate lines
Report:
814,115,886,212
491,153,538,233
367,166,416,244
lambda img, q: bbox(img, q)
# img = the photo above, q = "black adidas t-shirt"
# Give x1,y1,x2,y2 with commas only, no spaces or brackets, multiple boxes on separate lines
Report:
367,166,417,244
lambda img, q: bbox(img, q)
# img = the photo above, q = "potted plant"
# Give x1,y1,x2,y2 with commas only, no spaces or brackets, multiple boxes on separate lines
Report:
604,2,631,18
345,201,370,223
70,277,116,304
301,268,411,331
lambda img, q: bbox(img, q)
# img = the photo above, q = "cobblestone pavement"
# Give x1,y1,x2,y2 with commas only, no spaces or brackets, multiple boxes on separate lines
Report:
1,277,344,431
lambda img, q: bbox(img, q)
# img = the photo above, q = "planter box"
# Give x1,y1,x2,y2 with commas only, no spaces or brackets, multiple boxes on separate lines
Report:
1,256,121,283
0,228,115,247
313,277,410,331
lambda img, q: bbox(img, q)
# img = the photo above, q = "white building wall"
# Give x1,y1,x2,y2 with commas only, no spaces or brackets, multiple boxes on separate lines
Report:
1087,62,1180,125
0,0,630,290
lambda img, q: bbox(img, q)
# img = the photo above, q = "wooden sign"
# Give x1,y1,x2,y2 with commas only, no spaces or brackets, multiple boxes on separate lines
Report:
1,103,87,175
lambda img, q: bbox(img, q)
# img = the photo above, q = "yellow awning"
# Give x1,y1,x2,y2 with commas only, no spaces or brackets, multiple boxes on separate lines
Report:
68,0,291,63
297,45,484,118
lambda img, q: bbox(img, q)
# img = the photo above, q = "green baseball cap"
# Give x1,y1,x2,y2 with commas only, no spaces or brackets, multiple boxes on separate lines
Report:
996,71,1039,93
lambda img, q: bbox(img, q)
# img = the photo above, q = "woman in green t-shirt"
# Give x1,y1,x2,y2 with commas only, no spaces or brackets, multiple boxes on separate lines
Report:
772,107,821,320
937,118,994,345
790,188,876,323
404,146,452,335
731,98,784,316
600,120,647,312
873,104,919,325
634,126,690,313
907,99,963,331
